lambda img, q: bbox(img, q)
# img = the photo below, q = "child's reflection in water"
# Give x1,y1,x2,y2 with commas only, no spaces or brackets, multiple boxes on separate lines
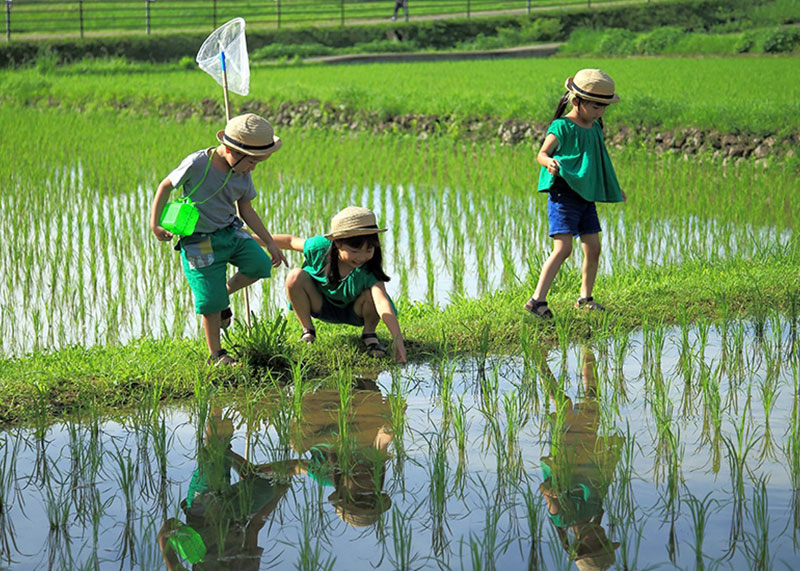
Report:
538,348,624,571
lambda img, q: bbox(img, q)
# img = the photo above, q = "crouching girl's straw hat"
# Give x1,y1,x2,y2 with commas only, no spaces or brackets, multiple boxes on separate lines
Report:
216,113,282,156
565,69,620,104
325,206,387,240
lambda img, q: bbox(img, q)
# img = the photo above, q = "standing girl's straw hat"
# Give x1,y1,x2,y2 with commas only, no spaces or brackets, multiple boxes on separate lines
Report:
565,69,620,104
325,206,387,240
216,113,282,156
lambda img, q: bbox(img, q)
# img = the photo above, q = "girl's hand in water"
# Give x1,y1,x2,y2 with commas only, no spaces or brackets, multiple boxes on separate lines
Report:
392,338,407,364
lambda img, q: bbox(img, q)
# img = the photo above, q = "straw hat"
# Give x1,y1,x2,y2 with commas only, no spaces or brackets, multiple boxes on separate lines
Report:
216,113,282,156
565,69,620,105
324,206,387,240
329,491,392,527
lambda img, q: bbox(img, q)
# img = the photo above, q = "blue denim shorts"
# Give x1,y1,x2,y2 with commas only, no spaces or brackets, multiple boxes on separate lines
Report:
547,187,602,237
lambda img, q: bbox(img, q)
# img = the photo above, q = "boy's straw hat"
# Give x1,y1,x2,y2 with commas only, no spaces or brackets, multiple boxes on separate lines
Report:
325,206,387,240
216,113,282,156
565,69,620,104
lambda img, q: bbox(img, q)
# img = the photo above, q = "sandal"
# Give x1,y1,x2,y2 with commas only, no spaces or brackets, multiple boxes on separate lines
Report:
208,349,238,366
575,296,606,311
300,328,316,344
361,332,388,358
524,297,554,319
221,307,232,330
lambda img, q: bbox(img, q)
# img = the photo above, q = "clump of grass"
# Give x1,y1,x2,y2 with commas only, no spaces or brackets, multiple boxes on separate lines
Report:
226,313,293,377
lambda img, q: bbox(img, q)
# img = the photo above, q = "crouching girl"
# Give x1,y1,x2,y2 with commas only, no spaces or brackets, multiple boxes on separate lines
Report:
264,206,407,364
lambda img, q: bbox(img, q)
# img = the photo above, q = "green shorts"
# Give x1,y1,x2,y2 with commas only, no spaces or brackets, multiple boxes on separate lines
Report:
180,226,271,315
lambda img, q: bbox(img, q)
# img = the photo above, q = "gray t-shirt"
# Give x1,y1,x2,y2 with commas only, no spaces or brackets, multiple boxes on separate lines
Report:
168,148,257,234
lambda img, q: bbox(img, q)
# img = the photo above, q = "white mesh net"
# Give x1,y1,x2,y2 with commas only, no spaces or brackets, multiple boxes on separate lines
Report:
196,17,250,96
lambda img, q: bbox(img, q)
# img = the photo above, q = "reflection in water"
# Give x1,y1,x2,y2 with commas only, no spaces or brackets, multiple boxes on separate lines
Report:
157,379,399,569
0,321,798,569
539,348,624,571
291,377,398,528
158,408,297,570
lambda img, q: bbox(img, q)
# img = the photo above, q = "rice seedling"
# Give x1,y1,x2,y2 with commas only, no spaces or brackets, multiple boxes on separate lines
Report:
521,483,545,570
0,432,21,565
451,393,469,464
389,504,423,571
758,373,779,462
296,504,337,571
426,431,451,561
745,476,775,570
722,413,762,552
684,491,719,571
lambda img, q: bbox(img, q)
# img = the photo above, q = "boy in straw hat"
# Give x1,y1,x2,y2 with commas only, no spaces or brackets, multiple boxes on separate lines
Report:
150,113,288,366
524,69,625,320
261,206,407,363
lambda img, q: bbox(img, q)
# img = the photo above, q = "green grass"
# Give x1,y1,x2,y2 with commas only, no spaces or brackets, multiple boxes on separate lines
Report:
559,25,800,56
3,56,800,136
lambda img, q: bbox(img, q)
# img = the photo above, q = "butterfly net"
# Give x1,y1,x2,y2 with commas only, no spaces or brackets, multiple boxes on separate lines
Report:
196,17,250,96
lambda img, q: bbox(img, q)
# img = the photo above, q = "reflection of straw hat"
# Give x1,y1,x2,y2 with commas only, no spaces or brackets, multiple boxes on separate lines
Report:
324,206,387,240
329,491,392,527
573,545,619,571
572,523,620,571
216,113,282,156
565,69,620,105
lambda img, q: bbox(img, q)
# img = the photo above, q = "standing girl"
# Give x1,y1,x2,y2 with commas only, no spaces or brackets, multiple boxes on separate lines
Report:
266,206,407,364
525,69,625,319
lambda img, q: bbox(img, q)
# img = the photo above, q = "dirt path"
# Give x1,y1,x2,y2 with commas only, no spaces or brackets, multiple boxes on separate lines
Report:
303,43,562,65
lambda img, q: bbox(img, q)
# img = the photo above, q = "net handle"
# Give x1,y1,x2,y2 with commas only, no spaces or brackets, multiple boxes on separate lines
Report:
220,51,231,122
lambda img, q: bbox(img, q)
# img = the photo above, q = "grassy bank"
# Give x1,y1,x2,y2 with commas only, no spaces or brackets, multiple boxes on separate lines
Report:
1,249,797,426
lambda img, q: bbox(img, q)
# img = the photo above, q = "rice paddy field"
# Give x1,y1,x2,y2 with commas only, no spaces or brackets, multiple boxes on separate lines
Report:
0,55,799,569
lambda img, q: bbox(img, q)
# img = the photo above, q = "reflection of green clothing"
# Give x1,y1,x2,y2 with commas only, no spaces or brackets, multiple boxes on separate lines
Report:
541,460,605,528
181,474,280,571
542,399,624,528
302,236,379,307
537,118,623,203
186,448,233,508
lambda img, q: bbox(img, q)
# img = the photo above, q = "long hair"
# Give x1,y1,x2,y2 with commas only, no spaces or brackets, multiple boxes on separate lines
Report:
325,233,390,286
552,93,604,129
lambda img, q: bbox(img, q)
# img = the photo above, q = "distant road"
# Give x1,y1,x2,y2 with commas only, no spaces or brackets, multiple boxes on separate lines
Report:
346,0,666,26
303,43,562,65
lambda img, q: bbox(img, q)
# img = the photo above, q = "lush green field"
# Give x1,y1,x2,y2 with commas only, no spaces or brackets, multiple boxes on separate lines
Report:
0,43,798,571
1,54,799,423
4,56,800,136
0,94,798,420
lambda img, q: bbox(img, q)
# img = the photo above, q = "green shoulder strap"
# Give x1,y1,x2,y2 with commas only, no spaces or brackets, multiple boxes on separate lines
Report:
179,151,233,206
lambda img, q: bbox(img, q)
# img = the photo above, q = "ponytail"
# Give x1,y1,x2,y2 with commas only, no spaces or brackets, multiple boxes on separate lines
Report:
551,92,571,122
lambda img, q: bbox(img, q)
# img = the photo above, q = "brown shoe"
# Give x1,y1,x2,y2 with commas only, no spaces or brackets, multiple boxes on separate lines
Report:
575,296,606,311
208,349,238,366
524,297,554,319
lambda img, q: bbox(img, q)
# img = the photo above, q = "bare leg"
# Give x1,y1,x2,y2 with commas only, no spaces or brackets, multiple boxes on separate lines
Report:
353,289,380,334
285,268,323,332
202,312,222,354
579,233,601,300
227,271,258,295
532,234,573,301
